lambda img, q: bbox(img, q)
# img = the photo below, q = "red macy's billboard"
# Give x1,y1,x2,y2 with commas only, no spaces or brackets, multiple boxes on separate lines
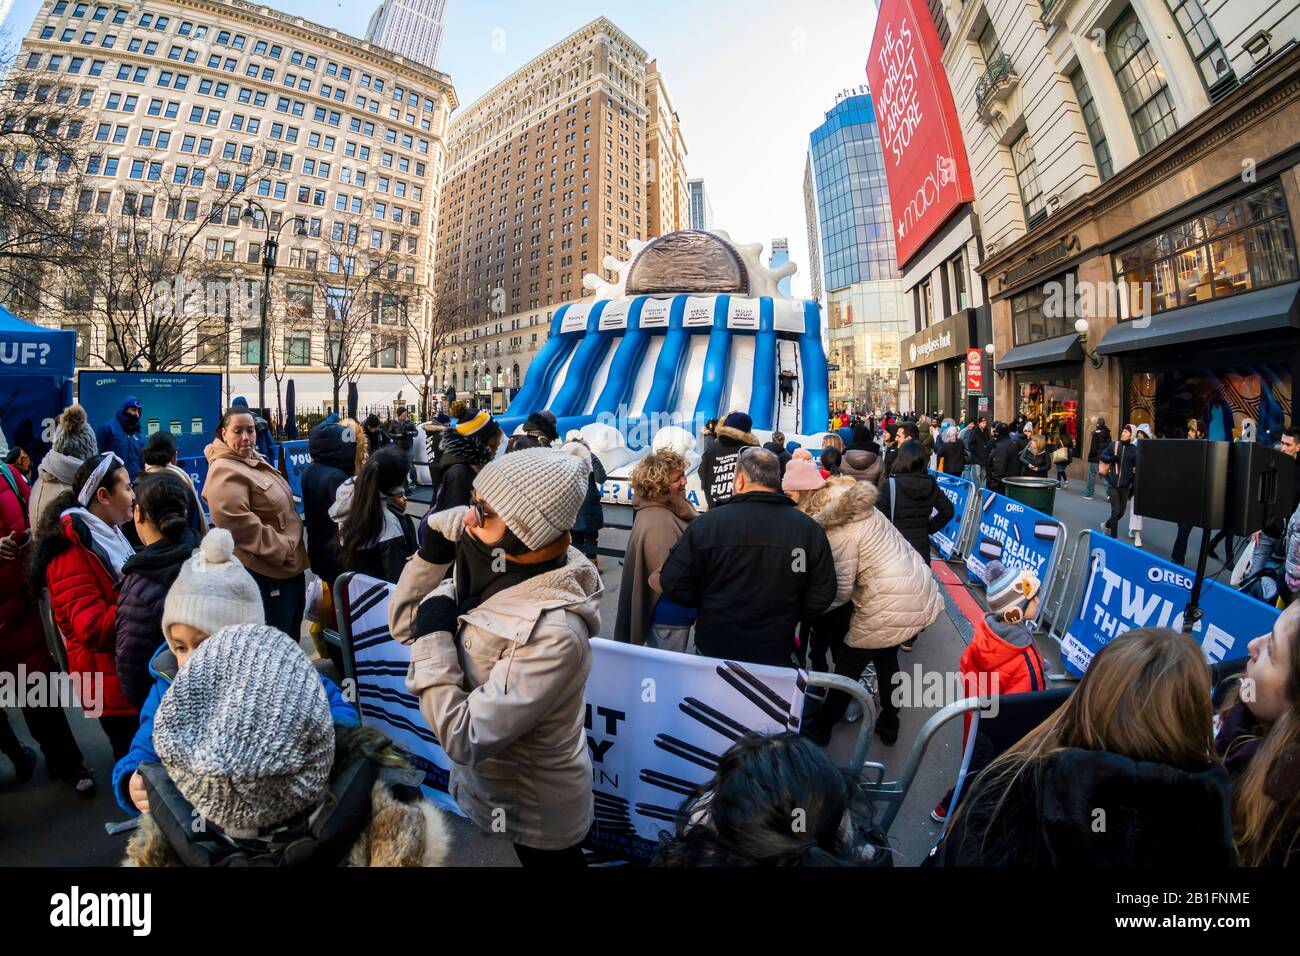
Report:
867,0,974,269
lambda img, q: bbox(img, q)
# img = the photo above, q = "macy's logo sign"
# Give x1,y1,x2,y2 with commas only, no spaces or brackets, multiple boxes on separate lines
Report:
897,154,958,242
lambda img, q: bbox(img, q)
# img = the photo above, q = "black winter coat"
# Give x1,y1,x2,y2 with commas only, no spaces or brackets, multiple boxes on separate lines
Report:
935,747,1233,866
115,529,200,709
1087,426,1112,463
877,473,954,559
573,454,607,535
964,426,994,467
938,440,966,476
346,507,418,584
657,491,837,667
1100,439,1138,489
762,441,792,477
302,425,357,587
697,426,758,508
1019,448,1052,478
433,454,477,512
986,438,1021,492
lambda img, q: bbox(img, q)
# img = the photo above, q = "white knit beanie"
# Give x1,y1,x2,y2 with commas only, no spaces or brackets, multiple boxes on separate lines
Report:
152,623,335,833
473,447,590,551
161,528,265,638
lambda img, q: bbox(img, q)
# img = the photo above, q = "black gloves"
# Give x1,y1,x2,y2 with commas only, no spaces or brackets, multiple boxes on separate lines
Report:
413,594,459,640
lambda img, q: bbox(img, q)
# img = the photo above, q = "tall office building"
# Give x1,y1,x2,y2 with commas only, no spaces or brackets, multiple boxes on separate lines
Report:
805,92,908,413
687,177,713,230
768,238,791,297
803,157,823,305
644,59,689,238
434,17,652,402
365,0,447,72
12,0,455,407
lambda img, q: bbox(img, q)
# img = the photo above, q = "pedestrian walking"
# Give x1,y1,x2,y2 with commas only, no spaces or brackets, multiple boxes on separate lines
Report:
1127,424,1151,548
1099,425,1138,539
1052,433,1071,488
938,425,966,477
986,423,1021,494
1083,417,1112,500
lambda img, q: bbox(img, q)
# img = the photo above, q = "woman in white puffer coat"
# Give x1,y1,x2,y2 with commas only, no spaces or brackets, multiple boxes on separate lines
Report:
789,475,943,747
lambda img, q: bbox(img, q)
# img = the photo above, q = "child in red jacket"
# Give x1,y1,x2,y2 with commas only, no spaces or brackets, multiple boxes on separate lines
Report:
931,561,1047,824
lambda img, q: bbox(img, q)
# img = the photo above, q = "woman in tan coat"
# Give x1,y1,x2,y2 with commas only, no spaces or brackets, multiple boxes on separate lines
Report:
202,407,308,637
788,475,944,747
614,449,697,651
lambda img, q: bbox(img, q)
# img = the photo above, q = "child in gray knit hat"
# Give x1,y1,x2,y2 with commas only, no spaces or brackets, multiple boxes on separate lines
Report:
113,529,357,816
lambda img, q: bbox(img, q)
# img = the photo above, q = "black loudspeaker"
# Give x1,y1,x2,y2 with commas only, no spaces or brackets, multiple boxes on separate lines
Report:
1134,440,1230,528
1226,442,1295,536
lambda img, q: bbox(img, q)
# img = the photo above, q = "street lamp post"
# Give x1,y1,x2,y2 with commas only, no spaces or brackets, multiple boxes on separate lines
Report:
241,199,306,415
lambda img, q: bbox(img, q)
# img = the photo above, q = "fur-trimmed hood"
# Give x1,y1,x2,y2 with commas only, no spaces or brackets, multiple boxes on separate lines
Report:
123,773,451,867
714,425,758,447
810,476,878,531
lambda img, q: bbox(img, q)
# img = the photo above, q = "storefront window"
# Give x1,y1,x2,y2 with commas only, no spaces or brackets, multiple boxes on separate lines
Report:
1114,181,1299,319
1011,271,1078,345
1127,366,1291,440
1018,380,1081,453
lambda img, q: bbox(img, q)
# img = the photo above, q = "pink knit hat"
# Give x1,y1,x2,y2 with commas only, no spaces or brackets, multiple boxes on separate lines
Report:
792,448,813,461
782,456,826,492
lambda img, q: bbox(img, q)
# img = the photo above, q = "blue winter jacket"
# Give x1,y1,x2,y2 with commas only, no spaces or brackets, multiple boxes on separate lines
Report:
96,398,146,478
111,643,358,814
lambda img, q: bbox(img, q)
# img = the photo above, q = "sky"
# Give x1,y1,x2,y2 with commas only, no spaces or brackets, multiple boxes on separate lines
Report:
2,0,881,299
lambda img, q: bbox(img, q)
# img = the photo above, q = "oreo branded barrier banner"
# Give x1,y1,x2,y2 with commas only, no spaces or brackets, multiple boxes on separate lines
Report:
1058,532,1278,678
929,471,973,560
965,490,1065,614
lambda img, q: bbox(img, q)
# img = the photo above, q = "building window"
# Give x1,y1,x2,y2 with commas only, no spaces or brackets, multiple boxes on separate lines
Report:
976,18,1004,66
1164,0,1236,99
950,250,968,311
1010,131,1046,225
197,324,226,365
1107,7,1178,154
1011,272,1078,346
1113,181,1299,320
63,322,92,364
286,283,313,318
240,329,261,366
1070,68,1113,182
284,331,311,366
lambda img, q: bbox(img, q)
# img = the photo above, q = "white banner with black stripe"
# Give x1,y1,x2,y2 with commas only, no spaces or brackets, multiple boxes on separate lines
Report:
338,576,807,859
583,638,806,862
339,575,464,817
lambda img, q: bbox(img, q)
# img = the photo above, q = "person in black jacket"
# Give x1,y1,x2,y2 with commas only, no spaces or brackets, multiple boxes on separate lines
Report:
697,411,759,509
1083,417,1112,500
985,423,1021,494
763,431,793,478
562,435,607,565
1018,434,1052,478
1099,425,1138,539
301,421,361,589
656,447,837,667
115,473,200,710
433,409,503,512
937,425,966,477
363,414,393,458
878,440,954,560
332,446,417,584
935,628,1233,866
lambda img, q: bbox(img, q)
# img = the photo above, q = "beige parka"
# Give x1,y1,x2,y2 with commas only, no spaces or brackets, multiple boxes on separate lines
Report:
806,476,944,649
389,541,602,851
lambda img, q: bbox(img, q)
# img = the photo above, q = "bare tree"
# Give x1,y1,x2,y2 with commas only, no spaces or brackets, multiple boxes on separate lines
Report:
302,211,414,413
0,58,94,316
400,292,466,421
59,162,255,371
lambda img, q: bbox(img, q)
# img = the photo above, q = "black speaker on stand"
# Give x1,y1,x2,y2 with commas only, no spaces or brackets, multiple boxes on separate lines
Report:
1135,440,1294,635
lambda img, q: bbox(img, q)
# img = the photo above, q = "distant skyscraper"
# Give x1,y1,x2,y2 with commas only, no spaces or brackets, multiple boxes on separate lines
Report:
805,92,908,414
769,239,792,297
687,179,714,231
366,0,448,71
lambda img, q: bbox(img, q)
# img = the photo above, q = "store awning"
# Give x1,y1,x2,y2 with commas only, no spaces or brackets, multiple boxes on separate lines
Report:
997,334,1083,370
1096,281,1300,354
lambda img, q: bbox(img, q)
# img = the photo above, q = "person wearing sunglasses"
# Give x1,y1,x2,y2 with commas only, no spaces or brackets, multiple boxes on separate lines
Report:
390,447,601,867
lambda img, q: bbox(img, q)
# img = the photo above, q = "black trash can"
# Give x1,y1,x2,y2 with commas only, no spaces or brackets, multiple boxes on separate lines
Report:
1002,476,1058,517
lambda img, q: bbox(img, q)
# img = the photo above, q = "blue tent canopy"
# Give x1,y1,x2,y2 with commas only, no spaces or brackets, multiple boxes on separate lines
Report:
0,305,77,466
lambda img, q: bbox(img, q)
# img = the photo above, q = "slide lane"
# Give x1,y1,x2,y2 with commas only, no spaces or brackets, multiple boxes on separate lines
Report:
549,301,611,419
693,295,733,426
501,304,579,433
749,298,777,431
798,300,831,432
641,295,690,419
593,297,650,417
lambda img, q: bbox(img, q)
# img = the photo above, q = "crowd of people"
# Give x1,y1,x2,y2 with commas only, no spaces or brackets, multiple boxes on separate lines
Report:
0,398,1297,868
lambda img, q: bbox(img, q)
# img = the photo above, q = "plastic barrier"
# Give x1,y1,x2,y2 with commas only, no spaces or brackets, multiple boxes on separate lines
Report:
929,472,976,560
965,490,1067,626
1055,531,1279,678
